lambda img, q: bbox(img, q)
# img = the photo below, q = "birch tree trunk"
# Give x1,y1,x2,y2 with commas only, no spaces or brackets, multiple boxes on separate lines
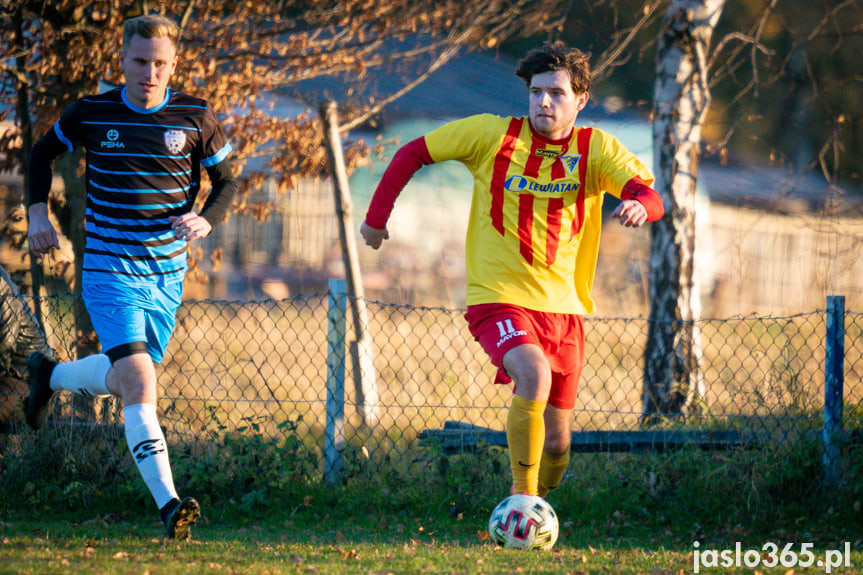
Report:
642,0,725,424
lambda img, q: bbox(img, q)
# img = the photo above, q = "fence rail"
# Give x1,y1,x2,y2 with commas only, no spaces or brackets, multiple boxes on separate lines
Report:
1,288,861,482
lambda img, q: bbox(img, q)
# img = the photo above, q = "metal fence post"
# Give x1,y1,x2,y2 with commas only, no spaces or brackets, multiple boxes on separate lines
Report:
325,279,347,485
823,295,845,491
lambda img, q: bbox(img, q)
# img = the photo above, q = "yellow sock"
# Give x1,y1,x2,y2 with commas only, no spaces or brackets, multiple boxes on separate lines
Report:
538,450,570,497
506,395,546,495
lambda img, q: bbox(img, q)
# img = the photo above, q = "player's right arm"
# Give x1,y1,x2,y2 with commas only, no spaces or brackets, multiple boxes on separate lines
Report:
27,127,68,256
362,115,498,249
361,136,434,249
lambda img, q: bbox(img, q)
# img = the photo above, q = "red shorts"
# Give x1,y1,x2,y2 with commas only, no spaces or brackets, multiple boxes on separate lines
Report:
464,303,585,409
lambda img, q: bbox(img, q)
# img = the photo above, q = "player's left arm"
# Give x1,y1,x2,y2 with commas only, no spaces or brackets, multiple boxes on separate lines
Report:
172,159,237,241
611,176,665,228
592,129,665,228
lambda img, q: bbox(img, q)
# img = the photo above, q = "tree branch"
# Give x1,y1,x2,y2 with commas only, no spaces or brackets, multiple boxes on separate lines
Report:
593,0,664,84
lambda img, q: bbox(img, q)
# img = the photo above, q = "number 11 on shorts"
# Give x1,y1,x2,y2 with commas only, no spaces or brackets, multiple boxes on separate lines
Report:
497,319,516,337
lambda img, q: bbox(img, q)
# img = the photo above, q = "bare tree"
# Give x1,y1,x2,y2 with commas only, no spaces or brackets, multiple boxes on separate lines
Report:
642,0,725,422
637,0,859,422
0,1,563,423
0,0,565,288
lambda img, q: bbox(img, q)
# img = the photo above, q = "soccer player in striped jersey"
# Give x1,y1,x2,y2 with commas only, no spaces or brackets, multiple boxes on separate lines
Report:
25,13,237,540
361,42,665,500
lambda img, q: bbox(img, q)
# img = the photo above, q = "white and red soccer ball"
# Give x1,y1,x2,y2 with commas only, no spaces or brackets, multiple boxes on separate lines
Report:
488,494,559,550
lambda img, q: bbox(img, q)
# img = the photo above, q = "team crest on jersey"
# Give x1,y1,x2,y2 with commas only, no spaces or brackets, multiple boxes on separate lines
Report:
560,154,581,174
164,129,186,154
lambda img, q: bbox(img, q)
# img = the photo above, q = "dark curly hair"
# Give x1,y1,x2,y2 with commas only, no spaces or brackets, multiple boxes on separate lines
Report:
515,41,591,95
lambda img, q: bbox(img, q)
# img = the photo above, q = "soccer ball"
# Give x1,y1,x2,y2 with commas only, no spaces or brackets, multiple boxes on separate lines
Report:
488,494,559,550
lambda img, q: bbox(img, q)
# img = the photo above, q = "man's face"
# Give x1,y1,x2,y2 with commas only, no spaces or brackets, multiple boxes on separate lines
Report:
528,70,589,140
122,34,178,109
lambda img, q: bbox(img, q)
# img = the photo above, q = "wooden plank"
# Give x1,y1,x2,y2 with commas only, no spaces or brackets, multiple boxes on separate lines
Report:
417,420,844,454
0,421,128,434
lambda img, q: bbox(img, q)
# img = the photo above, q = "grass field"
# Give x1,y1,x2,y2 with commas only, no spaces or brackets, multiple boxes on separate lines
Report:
3,431,863,574
2,507,862,574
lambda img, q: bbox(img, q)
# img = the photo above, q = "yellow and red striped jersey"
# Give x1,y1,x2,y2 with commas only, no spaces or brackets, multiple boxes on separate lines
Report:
367,113,659,314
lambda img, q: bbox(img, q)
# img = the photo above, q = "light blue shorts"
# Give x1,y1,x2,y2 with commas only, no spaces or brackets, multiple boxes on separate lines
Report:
82,281,183,364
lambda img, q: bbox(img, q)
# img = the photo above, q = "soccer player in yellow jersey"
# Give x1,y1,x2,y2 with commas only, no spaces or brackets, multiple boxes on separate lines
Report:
361,42,665,498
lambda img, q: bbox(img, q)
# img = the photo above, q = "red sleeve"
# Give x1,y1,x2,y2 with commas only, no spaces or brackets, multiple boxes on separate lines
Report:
621,176,665,222
364,137,434,229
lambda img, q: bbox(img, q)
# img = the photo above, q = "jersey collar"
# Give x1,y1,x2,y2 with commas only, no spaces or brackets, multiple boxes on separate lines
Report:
121,87,172,114
527,118,574,146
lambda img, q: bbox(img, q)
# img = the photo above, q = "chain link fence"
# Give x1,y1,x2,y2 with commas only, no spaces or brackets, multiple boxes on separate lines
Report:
2,289,861,474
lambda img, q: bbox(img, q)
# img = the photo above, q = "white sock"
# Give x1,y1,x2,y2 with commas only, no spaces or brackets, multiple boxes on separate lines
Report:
49,354,112,397
124,403,179,510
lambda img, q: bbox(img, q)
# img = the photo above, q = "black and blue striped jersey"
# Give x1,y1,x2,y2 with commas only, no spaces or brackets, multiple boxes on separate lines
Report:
51,86,233,286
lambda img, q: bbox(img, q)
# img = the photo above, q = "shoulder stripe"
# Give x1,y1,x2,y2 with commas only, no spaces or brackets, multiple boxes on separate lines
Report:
53,123,74,152
202,143,232,167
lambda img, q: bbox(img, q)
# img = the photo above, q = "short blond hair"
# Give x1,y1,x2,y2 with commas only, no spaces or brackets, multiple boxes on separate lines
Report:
123,14,180,49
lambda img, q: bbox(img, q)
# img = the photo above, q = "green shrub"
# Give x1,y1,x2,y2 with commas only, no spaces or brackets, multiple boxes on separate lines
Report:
3,419,863,536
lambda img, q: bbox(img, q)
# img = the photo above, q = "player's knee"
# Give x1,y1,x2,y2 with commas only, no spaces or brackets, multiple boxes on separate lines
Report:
543,433,571,455
504,346,551,397
516,376,552,401
509,364,552,401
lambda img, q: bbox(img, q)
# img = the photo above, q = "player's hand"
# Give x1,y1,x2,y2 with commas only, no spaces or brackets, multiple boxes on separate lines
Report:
611,199,648,228
170,212,212,241
28,202,60,257
360,221,389,249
